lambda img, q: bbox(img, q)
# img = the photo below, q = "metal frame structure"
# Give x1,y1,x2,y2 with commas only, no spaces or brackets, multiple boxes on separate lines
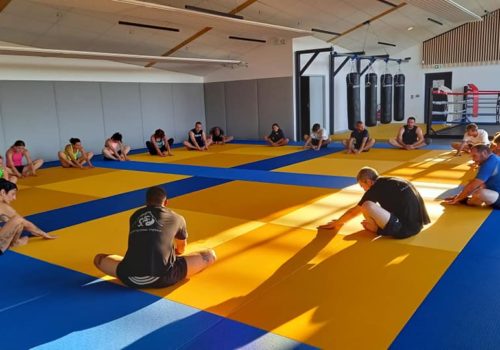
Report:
294,48,409,140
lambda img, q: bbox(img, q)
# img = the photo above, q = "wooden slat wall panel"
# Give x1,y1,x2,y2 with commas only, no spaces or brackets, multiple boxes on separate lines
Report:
423,9,500,66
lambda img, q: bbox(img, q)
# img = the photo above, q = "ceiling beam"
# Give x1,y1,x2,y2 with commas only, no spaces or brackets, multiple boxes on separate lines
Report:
0,0,12,12
145,0,258,68
328,2,407,42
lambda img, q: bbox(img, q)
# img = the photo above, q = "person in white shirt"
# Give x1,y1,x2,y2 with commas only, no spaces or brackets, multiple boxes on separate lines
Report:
451,123,489,156
304,123,330,151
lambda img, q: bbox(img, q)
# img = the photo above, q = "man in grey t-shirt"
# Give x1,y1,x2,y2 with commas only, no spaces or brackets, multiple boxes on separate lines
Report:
94,186,216,288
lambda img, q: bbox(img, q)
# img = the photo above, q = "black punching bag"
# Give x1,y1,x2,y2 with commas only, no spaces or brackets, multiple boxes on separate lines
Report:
380,74,393,124
365,73,378,127
394,74,405,121
346,72,361,130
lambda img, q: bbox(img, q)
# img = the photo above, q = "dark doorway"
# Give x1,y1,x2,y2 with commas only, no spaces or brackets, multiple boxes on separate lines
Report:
424,72,452,123
300,76,310,139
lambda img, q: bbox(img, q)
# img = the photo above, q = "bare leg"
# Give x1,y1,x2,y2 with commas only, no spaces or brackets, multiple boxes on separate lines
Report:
274,138,289,146
364,138,376,151
103,148,119,160
264,136,273,146
58,152,73,168
389,138,405,149
361,201,391,232
342,139,349,149
183,141,198,150
0,216,24,253
205,139,213,147
223,136,234,143
121,145,131,160
183,249,216,278
411,139,427,149
469,188,499,206
94,254,122,277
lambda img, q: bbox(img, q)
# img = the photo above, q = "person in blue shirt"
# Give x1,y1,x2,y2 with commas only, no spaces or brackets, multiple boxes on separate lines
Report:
445,144,500,209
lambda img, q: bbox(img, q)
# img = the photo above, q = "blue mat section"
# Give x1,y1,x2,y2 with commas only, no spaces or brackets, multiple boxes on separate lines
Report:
1,252,311,350
27,177,230,232
391,209,500,349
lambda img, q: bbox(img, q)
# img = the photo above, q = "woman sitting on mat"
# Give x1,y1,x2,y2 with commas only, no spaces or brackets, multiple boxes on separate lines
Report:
0,156,17,184
146,129,173,157
6,140,43,178
58,138,94,169
304,123,330,151
208,126,233,145
264,123,289,146
103,132,131,161
0,179,56,255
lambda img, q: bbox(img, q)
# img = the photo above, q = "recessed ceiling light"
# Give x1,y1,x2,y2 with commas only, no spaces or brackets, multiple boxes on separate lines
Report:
407,26,414,31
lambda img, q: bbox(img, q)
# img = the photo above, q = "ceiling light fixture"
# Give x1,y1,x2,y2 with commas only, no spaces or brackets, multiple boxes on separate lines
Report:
407,26,414,31
311,28,341,36
378,41,397,47
228,36,266,43
427,17,443,25
442,0,483,20
118,20,179,32
377,0,398,7
0,46,243,65
184,5,243,19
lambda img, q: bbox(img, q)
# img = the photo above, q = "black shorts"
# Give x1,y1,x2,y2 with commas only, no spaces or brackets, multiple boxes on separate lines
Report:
377,214,417,239
311,139,328,147
15,165,25,173
116,257,188,289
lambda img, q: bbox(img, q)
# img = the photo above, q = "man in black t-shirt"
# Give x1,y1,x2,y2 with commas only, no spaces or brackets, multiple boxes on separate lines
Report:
318,167,430,238
342,121,375,154
389,117,426,150
94,186,216,288
183,121,213,151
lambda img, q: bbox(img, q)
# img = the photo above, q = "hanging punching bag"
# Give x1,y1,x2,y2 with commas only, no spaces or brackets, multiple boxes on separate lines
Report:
380,74,393,124
346,72,361,130
394,73,405,121
365,73,378,127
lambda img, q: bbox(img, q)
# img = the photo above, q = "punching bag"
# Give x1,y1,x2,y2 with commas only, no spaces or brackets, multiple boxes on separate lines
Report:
380,74,393,124
346,72,361,130
394,74,405,121
365,73,378,127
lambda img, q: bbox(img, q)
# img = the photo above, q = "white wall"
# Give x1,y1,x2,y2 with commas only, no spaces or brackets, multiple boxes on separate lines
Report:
203,40,293,83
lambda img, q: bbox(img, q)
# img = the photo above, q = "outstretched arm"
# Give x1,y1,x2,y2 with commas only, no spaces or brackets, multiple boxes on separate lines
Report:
317,205,362,230
444,178,484,204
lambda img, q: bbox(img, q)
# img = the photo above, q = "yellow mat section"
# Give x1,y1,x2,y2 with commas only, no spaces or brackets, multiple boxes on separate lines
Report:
168,153,269,167
14,167,118,187
219,145,303,157
36,170,188,198
13,187,100,217
170,181,339,221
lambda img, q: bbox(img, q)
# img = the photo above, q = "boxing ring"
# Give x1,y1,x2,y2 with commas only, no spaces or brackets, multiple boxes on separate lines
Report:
426,84,500,139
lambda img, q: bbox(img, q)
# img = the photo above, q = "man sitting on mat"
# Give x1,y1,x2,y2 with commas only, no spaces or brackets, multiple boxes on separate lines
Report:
0,179,56,255
304,123,330,151
318,167,430,239
183,121,212,151
389,117,426,150
451,123,489,156
444,144,500,209
94,186,216,288
342,121,375,154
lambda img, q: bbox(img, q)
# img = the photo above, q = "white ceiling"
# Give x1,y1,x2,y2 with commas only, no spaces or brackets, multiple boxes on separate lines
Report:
0,0,499,75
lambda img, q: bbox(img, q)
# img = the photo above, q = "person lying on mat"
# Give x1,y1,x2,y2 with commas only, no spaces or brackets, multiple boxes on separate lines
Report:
264,123,289,146
0,179,56,254
6,140,44,178
58,138,94,169
304,123,330,151
94,186,216,288
444,144,500,209
208,126,233,145
318,167,430,239
451,123,489,156
388,117,426,150
183,121,212,151
146,129,173,157
103,132,131,161
342,121,376,154
0,156,17,184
